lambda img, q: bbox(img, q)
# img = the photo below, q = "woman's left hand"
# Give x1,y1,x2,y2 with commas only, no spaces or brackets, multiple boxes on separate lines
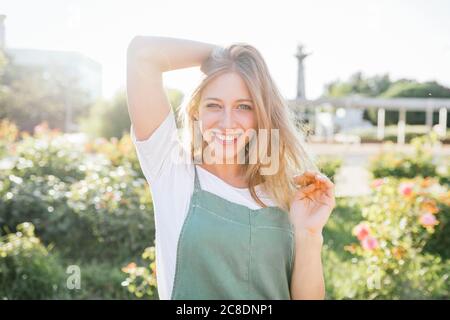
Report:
289,170,336,235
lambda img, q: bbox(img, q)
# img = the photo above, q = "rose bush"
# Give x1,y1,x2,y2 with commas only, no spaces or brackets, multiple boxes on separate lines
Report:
369,134,440,180
338,176,449,299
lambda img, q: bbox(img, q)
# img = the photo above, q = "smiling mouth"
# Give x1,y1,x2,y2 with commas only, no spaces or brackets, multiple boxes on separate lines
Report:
213,133,240,145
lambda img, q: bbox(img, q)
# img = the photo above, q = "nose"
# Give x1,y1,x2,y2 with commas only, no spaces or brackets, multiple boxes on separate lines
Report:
219,107,236,130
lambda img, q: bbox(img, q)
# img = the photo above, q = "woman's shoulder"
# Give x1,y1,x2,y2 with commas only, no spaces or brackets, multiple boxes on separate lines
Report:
131,109,196,183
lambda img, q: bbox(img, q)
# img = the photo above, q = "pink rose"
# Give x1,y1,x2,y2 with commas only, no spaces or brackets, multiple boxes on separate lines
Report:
371,178,385,188
361,236,379,251
419,213,439,228
398,182,414,196
353,222,371,241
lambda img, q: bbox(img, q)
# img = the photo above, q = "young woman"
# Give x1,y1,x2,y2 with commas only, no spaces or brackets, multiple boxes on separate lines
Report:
126,36,336,300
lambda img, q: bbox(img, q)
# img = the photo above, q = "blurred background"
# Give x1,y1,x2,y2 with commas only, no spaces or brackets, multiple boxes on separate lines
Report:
0,0,448,299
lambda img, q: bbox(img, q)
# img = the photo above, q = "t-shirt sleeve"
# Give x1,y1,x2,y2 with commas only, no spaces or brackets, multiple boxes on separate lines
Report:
130,111,184,182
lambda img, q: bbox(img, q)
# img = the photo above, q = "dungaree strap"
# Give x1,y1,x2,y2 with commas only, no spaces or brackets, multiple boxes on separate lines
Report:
193,165,201,192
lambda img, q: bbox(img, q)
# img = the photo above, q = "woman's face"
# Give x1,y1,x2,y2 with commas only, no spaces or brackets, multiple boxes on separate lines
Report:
198,72,257,164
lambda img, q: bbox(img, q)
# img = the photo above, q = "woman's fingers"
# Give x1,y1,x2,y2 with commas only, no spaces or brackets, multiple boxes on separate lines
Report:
316,176,336,208
294,170,318,186
316,173,334,189
293,171,335,205
299,182,317,194
316,174,335,198
297,192,311,201
294,176,313,187
294,171,333,191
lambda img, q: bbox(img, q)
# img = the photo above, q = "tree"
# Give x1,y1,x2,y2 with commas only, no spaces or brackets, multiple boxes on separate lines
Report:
378,80,450,125
80,87,184,139
325,72,392,98
325,72,450,126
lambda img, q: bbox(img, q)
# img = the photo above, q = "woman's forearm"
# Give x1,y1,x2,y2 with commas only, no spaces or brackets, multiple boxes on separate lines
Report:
290,230,325,300
127,35,219,72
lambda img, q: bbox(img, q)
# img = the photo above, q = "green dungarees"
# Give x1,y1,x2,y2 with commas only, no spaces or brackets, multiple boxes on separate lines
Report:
170,165,296,299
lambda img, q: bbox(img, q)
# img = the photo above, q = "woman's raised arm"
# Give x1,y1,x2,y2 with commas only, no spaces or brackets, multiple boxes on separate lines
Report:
126,36,218,141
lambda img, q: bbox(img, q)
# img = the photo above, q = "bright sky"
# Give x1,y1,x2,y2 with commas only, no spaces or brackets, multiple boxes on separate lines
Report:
2,0,450,101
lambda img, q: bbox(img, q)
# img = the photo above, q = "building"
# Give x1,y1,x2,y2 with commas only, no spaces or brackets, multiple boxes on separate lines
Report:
6,47,102,101
0,14,102,131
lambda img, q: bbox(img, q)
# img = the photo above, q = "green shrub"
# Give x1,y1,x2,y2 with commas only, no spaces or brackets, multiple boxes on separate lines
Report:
423,186,450,259
84,133,144,179
322,197,363,260
369,134,439,179
67,262,138,300
325,249,449,299
0,119,19,159
437,162,450,186
0,173,80,245
0,116,157,299
121,246,158,299
66,164,154,262
316,156,343,183
9,124,87,184
0,222,67,299
334,176,449,299
0,160,154,263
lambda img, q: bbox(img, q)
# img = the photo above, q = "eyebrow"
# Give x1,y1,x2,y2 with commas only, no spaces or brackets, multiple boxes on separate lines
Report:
204,97,253,103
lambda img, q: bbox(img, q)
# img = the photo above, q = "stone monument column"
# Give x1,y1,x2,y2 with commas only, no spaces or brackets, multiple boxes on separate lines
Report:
295,44,310,100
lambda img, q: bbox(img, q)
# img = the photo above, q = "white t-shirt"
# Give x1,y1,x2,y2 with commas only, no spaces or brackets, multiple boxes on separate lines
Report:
130,110,278,300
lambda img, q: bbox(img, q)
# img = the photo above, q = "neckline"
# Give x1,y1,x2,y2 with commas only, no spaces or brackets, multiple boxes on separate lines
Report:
196,165,263,192
194,165,283,213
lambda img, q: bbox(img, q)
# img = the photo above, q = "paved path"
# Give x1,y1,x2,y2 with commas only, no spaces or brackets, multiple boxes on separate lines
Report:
306,143,450,197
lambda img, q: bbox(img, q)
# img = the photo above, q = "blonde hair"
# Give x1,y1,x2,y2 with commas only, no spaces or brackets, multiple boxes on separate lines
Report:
177,43,318,212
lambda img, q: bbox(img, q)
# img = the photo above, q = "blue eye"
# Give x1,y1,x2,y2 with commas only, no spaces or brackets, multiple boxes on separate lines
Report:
238,104,252,110
206,103,252,110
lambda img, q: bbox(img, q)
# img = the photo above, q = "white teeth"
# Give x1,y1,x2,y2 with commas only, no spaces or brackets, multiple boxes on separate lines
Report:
216,133,237,141
214,133,239,142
